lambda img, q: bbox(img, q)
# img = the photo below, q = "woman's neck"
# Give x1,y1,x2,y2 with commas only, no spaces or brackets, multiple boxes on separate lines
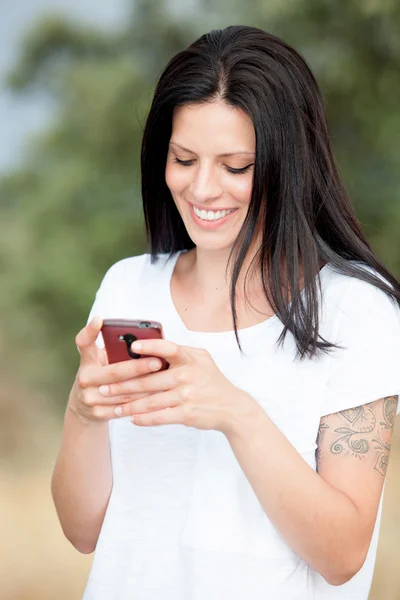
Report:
179,245,262,302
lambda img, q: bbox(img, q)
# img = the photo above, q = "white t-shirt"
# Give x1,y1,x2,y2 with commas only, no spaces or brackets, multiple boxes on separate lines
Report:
82,250,400,600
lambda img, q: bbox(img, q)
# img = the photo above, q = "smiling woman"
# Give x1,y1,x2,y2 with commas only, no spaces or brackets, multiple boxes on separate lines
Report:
51,25,400,600
165,103,255,240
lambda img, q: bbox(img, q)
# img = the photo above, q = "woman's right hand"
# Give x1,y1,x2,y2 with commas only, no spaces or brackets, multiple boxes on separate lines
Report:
69,316,162,425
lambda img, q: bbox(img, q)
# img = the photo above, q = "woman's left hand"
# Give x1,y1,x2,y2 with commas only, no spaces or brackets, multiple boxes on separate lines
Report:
98,338,256,436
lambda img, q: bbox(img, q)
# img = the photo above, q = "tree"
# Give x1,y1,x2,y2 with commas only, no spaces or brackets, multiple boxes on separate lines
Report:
1,0,399,406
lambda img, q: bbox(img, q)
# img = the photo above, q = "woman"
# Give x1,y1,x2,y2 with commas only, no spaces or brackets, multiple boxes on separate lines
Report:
52,26,400,600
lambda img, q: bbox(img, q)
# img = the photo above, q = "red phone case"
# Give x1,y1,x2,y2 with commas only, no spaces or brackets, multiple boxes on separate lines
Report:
101,319,169,370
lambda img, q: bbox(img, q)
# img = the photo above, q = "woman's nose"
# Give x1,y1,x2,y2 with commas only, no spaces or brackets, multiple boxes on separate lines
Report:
189,164,223,203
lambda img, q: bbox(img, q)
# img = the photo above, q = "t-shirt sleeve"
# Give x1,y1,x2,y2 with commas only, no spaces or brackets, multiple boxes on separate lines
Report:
322,280,400,418
84,260,127,350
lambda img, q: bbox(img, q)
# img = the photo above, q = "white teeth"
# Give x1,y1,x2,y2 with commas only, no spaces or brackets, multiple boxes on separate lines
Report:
193,206,235,221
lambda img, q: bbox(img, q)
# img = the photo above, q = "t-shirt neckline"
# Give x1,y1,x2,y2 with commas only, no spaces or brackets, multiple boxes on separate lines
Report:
163,249,330,341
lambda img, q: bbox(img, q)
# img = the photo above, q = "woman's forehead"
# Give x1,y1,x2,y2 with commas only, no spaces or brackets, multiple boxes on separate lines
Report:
171,101,256,154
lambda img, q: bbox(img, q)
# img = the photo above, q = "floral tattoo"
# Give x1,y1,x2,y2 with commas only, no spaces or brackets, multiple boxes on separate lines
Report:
316,395,398,477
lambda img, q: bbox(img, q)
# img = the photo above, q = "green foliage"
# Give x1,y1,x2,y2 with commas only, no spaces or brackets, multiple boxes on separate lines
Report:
6,15,121,93
1,0,399,408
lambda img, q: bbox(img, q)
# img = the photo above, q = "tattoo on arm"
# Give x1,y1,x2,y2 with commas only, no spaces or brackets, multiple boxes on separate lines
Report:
316,395,398,477
315,421,329,472
380,396,397,429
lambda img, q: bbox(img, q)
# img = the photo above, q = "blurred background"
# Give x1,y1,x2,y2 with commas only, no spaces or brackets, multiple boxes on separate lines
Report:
0,0,399,598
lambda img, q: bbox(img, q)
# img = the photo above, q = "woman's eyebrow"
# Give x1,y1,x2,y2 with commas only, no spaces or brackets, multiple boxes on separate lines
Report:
169,141,255,157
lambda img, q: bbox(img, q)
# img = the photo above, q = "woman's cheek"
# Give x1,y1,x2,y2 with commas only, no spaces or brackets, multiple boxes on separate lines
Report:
226,173,253,202
165,162,175,190
165,163,187,193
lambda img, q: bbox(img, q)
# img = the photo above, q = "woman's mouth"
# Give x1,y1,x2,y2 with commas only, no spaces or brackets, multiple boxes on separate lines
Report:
189,202,238,229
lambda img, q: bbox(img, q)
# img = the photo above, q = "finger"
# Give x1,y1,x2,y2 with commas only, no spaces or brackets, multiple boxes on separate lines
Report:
76,316,103,364
82,395,153,422
132,405,183,427
79,356,163,389
130,339,189,364
114,388,181,418
98,366,179,398
98,357,165,386
83,390,153,407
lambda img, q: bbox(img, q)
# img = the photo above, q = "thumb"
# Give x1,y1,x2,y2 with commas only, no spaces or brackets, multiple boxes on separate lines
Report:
75,316,103,364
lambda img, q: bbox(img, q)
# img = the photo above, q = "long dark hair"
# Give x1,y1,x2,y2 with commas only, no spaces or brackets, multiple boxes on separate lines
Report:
141,25,400,360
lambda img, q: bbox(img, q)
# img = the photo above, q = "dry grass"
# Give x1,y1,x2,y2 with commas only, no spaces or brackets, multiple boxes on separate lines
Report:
0,467,92,600
369,435,400,600
0,381,399,600
0,383,92,600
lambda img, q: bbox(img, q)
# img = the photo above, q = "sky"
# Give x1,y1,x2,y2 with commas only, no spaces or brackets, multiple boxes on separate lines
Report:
0,0,129,173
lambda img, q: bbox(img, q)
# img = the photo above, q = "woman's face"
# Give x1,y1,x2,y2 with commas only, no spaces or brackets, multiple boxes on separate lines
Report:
165,100,256,252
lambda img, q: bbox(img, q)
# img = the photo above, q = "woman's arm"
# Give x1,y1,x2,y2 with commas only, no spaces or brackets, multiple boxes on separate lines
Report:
51,378,113,554
95,336,398,583
225,393,398,586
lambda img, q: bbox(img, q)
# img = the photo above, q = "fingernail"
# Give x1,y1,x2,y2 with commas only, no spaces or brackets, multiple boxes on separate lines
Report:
149,359,161,371
99,385,109,396
92,316,102,329
131,341,142,350
114,406,123,417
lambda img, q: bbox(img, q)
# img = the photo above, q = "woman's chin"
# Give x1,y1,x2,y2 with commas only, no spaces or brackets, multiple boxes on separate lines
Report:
187,234,237,252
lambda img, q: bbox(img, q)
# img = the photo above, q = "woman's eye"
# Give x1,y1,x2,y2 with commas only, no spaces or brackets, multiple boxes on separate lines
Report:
226,164,254,175
173,158,193,167
173,157,254,175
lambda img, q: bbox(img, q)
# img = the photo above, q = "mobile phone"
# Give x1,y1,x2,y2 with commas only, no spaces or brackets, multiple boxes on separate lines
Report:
101,319,169,370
